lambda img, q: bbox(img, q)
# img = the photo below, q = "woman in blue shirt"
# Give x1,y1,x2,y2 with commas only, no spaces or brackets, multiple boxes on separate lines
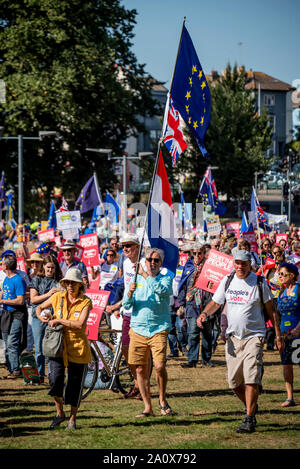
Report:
277,262,300,407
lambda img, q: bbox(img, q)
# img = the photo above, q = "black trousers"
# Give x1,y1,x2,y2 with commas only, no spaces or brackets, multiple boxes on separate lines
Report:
48,357,87,408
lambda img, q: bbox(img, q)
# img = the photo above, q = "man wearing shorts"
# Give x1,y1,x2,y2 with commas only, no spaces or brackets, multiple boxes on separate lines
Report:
123,247,173,417
197,250,284,433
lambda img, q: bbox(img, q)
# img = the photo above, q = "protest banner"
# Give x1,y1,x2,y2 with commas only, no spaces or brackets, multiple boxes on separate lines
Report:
226,222,240,238
242,231,258,253
37,228,55,242
54,236,62,247
80,232,100,267
74,244,84,261
196,249,234,294
40,221,48,231
276,233,288,245
17,257,27,273
85,289,110,340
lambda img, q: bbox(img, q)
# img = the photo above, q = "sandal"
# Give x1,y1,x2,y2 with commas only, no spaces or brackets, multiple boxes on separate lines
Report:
159,400,174,416
281,398,296,407
135,411,154,418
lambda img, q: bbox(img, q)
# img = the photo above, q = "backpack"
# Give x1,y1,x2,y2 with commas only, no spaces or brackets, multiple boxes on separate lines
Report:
224,272,269,322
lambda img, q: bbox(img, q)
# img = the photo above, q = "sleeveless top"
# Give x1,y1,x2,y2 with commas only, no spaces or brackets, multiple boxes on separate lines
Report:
277,284,300,333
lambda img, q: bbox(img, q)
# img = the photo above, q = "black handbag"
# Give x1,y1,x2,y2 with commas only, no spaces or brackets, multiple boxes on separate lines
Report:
42,297,64,358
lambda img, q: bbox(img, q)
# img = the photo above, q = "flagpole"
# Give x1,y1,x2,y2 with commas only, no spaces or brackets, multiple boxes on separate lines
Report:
133,18,187,280
169,17,186,95
253,186,264,272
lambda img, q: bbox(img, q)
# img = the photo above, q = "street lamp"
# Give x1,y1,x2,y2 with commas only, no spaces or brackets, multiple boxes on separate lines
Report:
0,129,57,224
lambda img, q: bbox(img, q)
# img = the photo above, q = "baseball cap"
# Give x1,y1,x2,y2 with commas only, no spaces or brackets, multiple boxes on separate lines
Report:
233,250,251,262
0,249,16,260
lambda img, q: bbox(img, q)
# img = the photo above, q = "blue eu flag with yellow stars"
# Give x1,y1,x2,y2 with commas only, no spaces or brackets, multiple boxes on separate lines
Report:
171,25,211,158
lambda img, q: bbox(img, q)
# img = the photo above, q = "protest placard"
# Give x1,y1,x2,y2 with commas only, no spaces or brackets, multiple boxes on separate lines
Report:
80,232,100,267
37,228,55,242
17,257,27,273
242,231,258,253
226,222,240,238
85,289,110,340
56,210,81,232
196,249,234,294
179,253,189,266
207,222,222,237
276,233,288,245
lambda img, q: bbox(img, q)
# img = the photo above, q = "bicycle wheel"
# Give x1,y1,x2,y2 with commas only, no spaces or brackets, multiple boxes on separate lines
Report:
115,352,134,395
81,345,99,400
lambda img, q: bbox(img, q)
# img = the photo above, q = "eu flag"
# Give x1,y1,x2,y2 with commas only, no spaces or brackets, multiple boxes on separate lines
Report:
75,175,102,214
47,200,56,230
171,25,211,158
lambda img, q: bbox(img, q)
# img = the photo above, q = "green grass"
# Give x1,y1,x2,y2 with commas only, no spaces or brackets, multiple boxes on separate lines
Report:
0,344,299,449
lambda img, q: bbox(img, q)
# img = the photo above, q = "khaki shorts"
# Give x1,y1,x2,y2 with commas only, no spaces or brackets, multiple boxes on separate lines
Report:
128,329,168,365
225,335,264,389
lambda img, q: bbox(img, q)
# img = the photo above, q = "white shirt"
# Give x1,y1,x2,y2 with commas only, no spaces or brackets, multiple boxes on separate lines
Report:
122,257,146,316
212,271,272,340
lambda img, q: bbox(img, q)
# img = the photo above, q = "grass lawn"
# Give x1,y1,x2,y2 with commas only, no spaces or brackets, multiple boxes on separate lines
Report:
0,342,299,450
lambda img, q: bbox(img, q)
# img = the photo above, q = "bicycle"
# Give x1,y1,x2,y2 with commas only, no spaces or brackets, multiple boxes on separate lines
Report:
81,314,153,400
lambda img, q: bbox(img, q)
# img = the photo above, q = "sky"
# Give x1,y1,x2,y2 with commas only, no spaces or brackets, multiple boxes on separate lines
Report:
122,0,300,89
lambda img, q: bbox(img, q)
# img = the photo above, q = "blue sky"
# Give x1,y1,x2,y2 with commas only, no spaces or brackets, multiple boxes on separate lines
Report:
122,0,300,89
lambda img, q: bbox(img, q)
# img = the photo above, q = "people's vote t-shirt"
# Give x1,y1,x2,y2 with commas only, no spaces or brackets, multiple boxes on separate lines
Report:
213,271,272,340
122,257,146,316
2,273,27,311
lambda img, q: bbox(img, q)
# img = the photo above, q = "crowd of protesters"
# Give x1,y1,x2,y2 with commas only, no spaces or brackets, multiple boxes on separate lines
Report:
0,217,300,431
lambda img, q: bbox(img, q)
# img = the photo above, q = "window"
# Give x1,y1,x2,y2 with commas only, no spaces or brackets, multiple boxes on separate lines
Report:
264,94,275,106
268,115,276,132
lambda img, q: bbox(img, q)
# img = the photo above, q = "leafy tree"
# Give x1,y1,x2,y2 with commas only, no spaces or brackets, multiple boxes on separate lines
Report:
174,64,273,202
0,0,159,219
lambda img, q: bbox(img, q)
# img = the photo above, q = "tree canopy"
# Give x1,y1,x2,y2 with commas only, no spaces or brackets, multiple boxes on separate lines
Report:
0,0,159,219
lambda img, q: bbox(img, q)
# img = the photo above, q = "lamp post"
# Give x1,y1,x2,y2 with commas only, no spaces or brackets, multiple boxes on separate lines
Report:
0,130,57,224
85,148,153,233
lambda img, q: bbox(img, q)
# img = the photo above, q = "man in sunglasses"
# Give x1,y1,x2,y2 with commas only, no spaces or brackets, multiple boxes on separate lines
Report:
177,243,215,368
59,240,88,287
123,247,173,417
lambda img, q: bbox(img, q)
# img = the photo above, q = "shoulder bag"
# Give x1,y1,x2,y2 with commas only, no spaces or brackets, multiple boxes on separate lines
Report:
42,296,64,358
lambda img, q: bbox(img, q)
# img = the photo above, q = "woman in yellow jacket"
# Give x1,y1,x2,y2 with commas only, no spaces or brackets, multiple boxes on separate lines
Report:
36,268,92,430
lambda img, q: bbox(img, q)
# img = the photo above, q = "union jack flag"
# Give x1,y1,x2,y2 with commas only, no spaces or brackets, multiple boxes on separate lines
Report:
251,187,267,224
163,94,187,167
58,197,69,212
204,167,217,198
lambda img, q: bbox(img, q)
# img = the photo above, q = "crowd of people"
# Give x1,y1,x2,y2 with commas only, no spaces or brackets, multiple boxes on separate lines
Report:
0,218,300,433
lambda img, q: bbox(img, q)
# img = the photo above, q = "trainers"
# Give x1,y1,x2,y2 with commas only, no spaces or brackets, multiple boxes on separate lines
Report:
236,415,256,433
50,414,66,429
6,371,22,379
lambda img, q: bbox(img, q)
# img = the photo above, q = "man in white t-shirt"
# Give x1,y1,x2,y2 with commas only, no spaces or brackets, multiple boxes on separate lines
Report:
197,250,284,434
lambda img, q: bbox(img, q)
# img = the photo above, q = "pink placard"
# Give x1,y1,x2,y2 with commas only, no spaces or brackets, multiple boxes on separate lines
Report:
196,249,234,294
80,233,100,267
86,266,101,290
226,222,241,238
242,231,258,253
37,228,55,242
17,257,27,273
276,234,288,245
179,253,189,266
85,289,110,340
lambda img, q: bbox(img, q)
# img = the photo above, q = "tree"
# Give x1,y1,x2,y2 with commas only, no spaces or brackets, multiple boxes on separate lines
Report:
174,64,273,202
0,0,159,219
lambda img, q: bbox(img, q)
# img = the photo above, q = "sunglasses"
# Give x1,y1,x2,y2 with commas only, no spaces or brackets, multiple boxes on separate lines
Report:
192,251,204,255
123,244,135,248
146,257,161,263
64,280,79,286
106,253,115,257
278,272,290,277
64,249,74,253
